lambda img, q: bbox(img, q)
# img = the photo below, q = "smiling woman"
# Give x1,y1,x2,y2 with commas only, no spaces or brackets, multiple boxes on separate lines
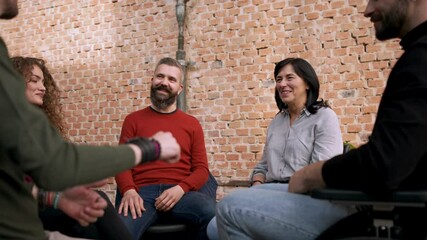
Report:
251,57,343,186
10,56,133,240
24,64,45,106
207,58,344,240
11,56,68,137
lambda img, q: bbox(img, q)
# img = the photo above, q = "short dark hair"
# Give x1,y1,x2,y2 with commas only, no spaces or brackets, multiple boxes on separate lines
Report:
273,58,329,114
154,57,184,77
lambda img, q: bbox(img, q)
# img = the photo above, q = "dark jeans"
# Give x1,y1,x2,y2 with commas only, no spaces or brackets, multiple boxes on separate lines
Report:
40,190,132,240
116,173,217,240
198,172,218,201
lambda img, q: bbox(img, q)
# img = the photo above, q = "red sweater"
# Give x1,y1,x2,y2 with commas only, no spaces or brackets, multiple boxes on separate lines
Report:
115,107,209,195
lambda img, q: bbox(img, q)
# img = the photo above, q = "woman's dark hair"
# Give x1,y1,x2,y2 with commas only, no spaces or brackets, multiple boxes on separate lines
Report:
273,58,329,114
11,56,68,138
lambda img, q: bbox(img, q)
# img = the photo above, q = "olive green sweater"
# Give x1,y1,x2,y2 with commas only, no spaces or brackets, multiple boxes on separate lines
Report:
0,38,135,239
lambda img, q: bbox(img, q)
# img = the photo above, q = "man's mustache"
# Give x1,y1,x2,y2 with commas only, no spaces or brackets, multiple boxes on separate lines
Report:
153,86,172,94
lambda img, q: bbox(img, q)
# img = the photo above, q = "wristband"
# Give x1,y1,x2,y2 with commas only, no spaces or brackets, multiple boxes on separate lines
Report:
153,140,161,160
126,137,160,164
53,192,61,209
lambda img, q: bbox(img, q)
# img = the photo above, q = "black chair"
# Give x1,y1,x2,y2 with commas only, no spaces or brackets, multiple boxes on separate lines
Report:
141,221,190,240
311,188,427,240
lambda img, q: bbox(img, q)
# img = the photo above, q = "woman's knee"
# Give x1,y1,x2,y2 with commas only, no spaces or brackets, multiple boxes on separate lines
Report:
206,217,219,240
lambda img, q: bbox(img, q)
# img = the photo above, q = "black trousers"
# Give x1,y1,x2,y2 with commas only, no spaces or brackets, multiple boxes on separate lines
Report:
39,190,132,240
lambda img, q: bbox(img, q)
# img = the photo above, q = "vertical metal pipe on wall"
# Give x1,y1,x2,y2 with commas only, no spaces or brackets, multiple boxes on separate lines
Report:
176,0,187,112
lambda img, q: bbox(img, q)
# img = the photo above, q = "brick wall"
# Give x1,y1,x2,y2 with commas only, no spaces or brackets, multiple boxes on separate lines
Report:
0,0,403,200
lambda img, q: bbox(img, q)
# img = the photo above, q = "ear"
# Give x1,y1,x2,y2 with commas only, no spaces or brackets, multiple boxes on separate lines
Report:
178,83,184,95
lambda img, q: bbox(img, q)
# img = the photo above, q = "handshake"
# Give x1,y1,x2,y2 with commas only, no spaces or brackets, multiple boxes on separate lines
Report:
126,131,180,164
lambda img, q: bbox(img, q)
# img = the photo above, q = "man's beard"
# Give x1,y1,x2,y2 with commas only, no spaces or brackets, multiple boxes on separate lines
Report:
150,85,178,110
374,1,408,40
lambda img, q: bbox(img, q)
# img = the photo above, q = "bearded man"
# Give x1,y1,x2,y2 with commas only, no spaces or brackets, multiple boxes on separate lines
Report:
115,57,216,240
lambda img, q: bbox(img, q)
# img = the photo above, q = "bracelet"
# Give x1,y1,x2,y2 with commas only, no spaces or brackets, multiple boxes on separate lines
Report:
251,180,264,186
53,192,61,209
153,140,161,160
46,192,53,207
126,137,159,163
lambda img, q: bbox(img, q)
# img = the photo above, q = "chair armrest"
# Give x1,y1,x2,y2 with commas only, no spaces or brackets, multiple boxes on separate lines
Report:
311,188,427,207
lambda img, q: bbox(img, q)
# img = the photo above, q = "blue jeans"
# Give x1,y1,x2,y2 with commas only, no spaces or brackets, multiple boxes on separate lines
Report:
211,183,351,240
118,184,216,240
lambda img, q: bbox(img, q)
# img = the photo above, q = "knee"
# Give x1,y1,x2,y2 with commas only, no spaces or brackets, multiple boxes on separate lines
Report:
117,212,135,226
193,194,216,217
216,198,227,219
200,201,216,223
204,199,216,214
215,190,246,221
206,217,219,240
189,199,215,226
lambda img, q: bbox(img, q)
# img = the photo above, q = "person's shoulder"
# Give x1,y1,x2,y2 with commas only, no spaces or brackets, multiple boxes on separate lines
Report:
125,107,150,119
411,33,427,48
315,106,338,119
405,51,427,69
395,42,427,86
403,40,427,60
0,38,13,69
176,109,200,121
270,111,285,121
175,110,203,130
0,37,7,53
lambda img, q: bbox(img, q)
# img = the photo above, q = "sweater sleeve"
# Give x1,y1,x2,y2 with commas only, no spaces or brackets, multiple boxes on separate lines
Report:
115,114,139,194
0,39,135,191
178,120,209,192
